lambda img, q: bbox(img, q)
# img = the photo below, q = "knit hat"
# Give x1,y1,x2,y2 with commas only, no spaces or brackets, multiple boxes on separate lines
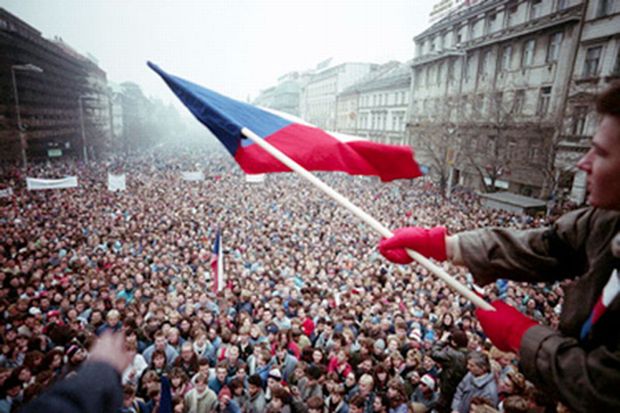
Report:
268,368,282,381
218,386,232,400
420,374,435,391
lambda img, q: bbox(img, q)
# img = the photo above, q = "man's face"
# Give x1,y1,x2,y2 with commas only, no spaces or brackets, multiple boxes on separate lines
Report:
577,115,620,210
216,368,227,382
248,383,259,396
155,336,167,350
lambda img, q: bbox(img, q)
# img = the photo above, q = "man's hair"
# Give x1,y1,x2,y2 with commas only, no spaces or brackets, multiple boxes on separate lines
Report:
467,351,490,372
248,374,263,387
596,81,620,117
307,396,323,409
194,372,207,384
349,394,366,407
503,395,529,413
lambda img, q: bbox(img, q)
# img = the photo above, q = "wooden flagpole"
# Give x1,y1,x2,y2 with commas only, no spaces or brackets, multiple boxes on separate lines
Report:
241,127,494,310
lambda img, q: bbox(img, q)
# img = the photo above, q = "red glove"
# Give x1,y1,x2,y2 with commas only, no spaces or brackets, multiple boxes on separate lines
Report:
379,226,447,264
475,300,538,353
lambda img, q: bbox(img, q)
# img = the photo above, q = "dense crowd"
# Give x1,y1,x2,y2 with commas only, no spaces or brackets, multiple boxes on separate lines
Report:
0,147,578,413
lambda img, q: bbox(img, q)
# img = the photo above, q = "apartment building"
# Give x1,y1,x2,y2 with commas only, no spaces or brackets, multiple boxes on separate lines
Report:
409,0,589,197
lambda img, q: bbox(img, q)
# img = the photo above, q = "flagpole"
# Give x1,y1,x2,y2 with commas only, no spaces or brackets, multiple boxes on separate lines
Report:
241,127,493,311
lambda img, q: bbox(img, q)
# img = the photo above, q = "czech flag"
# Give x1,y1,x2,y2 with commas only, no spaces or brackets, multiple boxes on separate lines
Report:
148,62,422,182
580,269,619,341
211,230,224,293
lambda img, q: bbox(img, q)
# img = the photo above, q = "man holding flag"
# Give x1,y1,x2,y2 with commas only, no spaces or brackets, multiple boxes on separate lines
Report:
379,82,620,412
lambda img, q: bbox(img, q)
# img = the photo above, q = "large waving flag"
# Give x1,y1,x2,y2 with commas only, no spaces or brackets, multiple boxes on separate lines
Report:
148,62,421,182
211,230,224,293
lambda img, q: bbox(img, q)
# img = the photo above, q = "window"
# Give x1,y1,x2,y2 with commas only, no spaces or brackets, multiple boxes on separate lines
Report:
436,62,443,85
596,0,611,17
514,90,526,113
537,86,552,116
507,5,518,26
480,49,492,77
493,92,503,107
465,55,474,80
613,47,620,75
522,39,536,67
547,32,563,63
557,0,568,10
571,105,588,135
486,13,497,34
501,45,512,70
530,0,543,19
507,142,518,160
583,46,602,77
448,59,455,81
529,144,541,161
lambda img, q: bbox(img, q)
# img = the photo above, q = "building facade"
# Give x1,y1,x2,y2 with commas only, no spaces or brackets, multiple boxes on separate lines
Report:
253,71,310,117
336,62,411,145
301,62,378,130
0,8,110,164
408,0,597,198
556,0,620,203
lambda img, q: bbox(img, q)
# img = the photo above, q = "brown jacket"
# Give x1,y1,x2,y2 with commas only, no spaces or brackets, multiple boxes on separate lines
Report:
458,207,620,413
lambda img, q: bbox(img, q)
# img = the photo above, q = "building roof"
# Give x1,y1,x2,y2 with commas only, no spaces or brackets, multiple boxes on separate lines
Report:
339,61,410,96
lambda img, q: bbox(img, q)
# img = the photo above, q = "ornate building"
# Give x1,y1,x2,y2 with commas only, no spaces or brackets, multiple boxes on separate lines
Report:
408,0,620,200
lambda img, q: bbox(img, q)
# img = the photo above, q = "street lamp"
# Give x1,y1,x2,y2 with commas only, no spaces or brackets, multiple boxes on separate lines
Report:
11,63,44,169
78,95,89,164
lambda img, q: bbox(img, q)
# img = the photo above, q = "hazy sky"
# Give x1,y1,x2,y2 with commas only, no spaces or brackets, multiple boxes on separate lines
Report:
2,0,435,104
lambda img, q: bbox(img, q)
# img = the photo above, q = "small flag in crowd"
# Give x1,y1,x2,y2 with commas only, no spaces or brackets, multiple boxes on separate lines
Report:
148,62,422,182
211,230,224,293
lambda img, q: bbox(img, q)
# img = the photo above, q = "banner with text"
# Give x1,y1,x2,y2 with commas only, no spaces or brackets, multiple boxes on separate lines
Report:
108,174,126,191
26,176,78,191
181,171,205,181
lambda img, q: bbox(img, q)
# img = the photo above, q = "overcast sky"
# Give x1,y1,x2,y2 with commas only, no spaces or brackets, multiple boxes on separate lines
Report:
2,0,435,105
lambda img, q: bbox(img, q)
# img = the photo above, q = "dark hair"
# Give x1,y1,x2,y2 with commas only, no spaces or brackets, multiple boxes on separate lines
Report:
503,395,529,413
596,81,620,117
248,374,263,387
349,394,366,408
307,395,323,409
450,328,468,348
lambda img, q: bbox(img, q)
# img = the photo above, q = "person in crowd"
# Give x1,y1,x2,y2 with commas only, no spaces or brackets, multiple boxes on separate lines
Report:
184,372,217,413
451,351,499,413
430,328,469,413
244,373,266,413
379,82,620,413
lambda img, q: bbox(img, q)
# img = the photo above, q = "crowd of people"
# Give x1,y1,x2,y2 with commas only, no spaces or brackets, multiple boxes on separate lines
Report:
0,146,579,413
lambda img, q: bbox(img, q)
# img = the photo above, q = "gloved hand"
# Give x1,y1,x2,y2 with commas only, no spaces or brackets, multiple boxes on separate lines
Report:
475,300,538,353
379,226,448,264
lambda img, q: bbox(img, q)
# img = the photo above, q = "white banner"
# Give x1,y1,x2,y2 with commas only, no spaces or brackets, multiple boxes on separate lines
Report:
245,174,265,183
0,188,13,198
26,176,78,191
107,174,126,192
181,171,205,181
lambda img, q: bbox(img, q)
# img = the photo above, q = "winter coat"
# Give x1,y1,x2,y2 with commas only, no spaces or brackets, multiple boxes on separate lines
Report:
459,207,620,412
451,371,498,413
430,343,468,413
244,389,267,413
184,386,218,413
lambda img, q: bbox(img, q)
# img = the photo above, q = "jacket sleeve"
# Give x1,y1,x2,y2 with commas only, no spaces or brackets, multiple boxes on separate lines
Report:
457,208,594,285
450,374,466,412
19,361,122,413
520,325,620,413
